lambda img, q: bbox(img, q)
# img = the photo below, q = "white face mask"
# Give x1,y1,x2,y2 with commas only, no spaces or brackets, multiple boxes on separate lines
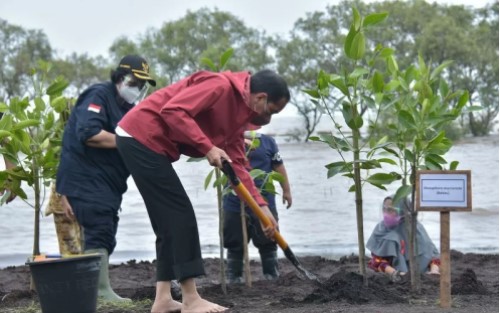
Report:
118,85,141,104
117,75,149,105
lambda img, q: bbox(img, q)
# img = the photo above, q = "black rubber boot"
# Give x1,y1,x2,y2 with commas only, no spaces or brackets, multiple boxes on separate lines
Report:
260,251,279,280
226,250,244,284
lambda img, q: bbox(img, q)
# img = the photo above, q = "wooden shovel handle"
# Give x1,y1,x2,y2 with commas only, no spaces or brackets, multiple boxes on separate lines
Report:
222,160,288,250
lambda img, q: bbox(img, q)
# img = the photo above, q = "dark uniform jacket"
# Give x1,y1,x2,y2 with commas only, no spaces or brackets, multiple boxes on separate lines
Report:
56,82,133,208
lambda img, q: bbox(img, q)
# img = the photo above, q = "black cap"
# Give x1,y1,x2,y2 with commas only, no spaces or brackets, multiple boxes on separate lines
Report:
118,55,156,86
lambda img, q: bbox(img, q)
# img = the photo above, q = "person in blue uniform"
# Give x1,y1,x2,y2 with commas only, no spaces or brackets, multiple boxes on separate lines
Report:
223,132,292,283
55,55,156,302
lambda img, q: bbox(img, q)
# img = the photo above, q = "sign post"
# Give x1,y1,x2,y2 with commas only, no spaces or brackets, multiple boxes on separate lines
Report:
415,170,472,309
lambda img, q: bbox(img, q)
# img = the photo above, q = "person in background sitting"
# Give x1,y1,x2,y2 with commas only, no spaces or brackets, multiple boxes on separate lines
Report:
366,196,440,282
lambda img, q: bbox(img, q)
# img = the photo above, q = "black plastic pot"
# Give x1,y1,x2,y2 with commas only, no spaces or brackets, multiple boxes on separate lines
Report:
27,254,101,313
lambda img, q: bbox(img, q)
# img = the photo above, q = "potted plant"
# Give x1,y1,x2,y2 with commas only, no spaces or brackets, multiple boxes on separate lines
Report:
0,61,101,313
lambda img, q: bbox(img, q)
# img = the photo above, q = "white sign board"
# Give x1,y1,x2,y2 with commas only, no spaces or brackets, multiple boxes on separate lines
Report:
416,170,472,212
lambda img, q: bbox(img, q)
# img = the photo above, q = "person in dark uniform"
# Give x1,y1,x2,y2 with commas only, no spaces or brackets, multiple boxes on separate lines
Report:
223,132,292,283
55,55,156,302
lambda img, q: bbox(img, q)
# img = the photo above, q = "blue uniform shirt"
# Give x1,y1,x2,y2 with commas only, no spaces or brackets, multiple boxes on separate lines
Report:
223,134,283,212
56,82,133,207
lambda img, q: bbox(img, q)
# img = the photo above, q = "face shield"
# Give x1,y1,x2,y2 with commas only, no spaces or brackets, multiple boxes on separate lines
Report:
118,74,149,104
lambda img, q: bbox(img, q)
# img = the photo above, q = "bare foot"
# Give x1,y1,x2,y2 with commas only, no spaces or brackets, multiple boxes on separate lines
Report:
151,298,183,313
182,297,227,313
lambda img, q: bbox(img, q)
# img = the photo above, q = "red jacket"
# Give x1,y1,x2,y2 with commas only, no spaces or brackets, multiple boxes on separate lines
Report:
118,71,267,206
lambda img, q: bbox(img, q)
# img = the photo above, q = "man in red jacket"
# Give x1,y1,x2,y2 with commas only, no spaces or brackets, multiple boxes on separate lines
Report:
116,69,289,313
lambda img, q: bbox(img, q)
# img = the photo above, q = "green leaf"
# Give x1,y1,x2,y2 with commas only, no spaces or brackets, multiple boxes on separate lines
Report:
377,157,397,165
303,88,320,99
449,161,459,170
34,97,46,112
213,173,227,188
316,70,330,91
457,91,469,110
348,184,356,192
358,159,381,169
200,58,217,71
13,130,31,155
0,102,8,113
379,47,394,58
349,67,369,80
404,149,414,163
342,102,354,128
45,112,55,131
203,169,214,190
10,185,28,200
427,131,445,148
372,70,384,93
344,25,357,58
392,185,412,206
439,79,450,98
398,110,416,128
397,76,409,91
46,78,69,97
353,115,363,129
51,96,68,113
0,190,12,205
0,112,12,131
319,132,351,151
329,76,349,96
430,60,453,81
368,182,387,191
362,12,388,27
352,7,362,30
384,79,400,91
12,119,40,130
365,173,399,185
382,146,399,158
269,171,284,183
349,32,366,60
425,158,442,170
0,130,12,140
219,48,234,69
426,153,447,164
387,55,399,74
325,161,352,178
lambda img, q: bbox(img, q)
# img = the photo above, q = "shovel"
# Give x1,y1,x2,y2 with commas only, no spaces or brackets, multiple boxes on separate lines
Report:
221,159,320,282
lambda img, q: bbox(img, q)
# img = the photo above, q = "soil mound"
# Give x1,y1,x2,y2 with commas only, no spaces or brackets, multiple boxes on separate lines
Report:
0,252,497,313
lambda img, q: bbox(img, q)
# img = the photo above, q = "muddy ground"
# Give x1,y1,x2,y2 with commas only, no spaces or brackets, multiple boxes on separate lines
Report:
0,250,497,313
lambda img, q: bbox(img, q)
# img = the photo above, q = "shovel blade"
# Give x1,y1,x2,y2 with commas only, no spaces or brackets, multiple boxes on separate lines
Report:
283,247,320,283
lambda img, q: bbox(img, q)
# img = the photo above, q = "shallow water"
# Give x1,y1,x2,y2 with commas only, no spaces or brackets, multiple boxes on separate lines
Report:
0,128,497,268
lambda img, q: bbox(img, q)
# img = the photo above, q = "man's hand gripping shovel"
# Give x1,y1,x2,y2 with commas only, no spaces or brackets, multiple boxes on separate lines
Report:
221,159,320,283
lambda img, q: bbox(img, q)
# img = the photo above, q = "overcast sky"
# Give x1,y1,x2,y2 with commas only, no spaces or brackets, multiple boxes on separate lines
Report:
0,0,493,59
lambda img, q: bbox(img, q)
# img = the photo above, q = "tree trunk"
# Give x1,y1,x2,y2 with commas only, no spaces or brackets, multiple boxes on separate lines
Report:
409,165,421,292
33,155,40,257
352,127,367,285
241,202,252,287
215,169,227,294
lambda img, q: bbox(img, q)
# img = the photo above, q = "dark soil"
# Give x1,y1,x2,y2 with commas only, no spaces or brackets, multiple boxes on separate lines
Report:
0,250,497,313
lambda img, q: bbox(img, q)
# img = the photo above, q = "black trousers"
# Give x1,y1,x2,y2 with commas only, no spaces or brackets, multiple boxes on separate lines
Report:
223,206,279,259
69,197,119,255
116,136,205,281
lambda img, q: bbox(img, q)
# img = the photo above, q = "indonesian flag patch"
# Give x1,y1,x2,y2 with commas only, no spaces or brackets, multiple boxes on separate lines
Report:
88,103,101,113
